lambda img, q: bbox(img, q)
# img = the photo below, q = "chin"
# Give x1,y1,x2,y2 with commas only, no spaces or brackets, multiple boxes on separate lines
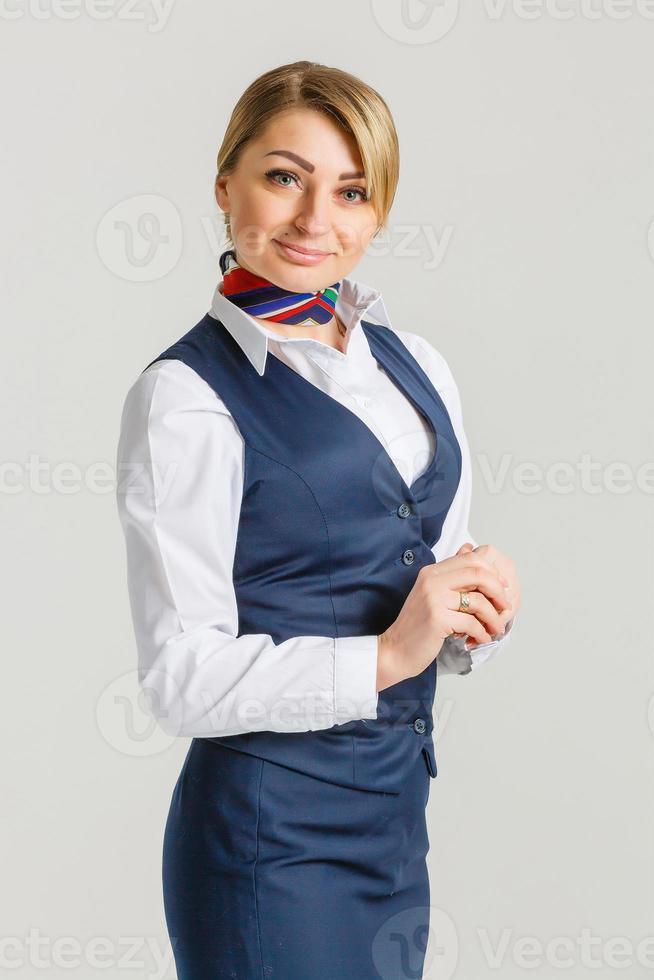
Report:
269,258,336,294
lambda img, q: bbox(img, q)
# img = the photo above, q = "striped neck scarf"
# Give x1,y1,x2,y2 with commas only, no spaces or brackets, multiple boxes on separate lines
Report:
219,248,341,326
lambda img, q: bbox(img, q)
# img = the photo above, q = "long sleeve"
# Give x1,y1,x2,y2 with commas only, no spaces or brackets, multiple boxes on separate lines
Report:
395,331,517,676
115,359,379,738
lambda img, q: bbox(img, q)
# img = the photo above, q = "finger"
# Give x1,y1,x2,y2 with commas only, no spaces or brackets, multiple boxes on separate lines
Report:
447,611,494,645
474,544,512,582
440,550,507,586
489,559,510,587
446,589,506,637
439,566,511,612
467,603,516,646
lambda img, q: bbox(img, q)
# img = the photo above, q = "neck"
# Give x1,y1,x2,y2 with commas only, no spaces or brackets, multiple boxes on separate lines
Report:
252,311,348,352
219,248,343,333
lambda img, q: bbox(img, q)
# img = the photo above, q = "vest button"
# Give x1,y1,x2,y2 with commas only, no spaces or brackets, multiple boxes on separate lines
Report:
401,549,415,565
397,502,412,519
413,717,427,734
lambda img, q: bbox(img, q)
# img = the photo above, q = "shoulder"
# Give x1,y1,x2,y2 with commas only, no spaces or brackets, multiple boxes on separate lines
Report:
379,325,469,432
389,327,460,398
117,358,241,462
116,356,244,489
120,357,232,424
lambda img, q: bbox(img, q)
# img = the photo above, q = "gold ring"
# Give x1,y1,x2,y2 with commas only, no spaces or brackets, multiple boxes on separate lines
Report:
458,591,470,612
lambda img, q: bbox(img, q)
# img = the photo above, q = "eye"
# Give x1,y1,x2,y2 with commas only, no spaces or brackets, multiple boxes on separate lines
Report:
265,169,369,204
265,168,300,188
341,186,368,203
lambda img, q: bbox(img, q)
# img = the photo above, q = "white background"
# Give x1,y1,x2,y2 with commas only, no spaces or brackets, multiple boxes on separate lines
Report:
2,1,652,977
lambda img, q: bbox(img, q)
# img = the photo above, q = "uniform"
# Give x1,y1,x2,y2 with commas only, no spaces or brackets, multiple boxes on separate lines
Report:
117,278,515,978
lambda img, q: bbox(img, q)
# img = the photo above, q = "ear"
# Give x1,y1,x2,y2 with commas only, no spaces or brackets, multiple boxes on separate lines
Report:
215,175,229,211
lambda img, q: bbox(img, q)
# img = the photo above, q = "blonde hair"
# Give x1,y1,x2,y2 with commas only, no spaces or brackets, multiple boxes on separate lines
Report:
215,60,399,245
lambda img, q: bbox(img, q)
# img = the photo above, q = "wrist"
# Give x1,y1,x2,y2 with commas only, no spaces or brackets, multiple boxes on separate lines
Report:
376,631,405,691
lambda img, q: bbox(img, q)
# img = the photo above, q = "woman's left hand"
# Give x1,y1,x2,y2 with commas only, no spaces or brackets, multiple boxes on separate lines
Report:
453,541,521,642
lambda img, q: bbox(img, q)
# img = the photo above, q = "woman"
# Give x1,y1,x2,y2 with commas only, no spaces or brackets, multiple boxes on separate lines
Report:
116,61,521,980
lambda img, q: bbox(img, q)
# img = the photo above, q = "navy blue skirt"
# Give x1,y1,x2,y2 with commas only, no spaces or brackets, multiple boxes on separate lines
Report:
163,737,433,979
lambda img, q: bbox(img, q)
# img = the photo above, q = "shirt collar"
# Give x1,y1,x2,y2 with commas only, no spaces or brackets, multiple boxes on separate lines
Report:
208,275,394,377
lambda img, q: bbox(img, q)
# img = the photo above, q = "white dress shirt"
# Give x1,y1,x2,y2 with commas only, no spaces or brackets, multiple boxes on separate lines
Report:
115,276,516,738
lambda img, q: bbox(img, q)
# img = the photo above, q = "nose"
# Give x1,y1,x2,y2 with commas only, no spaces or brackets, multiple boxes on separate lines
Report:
293,189,330,237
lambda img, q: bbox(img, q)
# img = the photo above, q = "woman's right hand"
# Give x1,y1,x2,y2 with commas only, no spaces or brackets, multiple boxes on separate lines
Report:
376,552,512,691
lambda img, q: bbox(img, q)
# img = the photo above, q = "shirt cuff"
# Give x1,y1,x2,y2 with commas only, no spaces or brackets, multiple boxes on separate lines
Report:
334,635,379,723
438,612,518,675
464,611,517,671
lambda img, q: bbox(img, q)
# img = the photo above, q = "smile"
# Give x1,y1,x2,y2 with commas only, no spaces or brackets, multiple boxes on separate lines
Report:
273,240,333,266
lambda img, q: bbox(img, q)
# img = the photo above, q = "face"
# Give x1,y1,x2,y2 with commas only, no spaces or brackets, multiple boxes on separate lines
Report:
215,108,380,293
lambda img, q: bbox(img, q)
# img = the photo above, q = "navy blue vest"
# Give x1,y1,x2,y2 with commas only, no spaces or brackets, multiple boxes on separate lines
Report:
144,313,462,794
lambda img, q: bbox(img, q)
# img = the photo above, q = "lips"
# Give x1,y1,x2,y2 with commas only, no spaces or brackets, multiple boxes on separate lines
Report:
274,240,332,256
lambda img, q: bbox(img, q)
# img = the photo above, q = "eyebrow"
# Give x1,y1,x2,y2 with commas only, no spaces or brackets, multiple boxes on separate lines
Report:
263,150,365,181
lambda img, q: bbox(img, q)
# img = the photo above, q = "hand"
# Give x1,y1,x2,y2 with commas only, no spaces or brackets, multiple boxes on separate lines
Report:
376,550,513,691
453,541,521,646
